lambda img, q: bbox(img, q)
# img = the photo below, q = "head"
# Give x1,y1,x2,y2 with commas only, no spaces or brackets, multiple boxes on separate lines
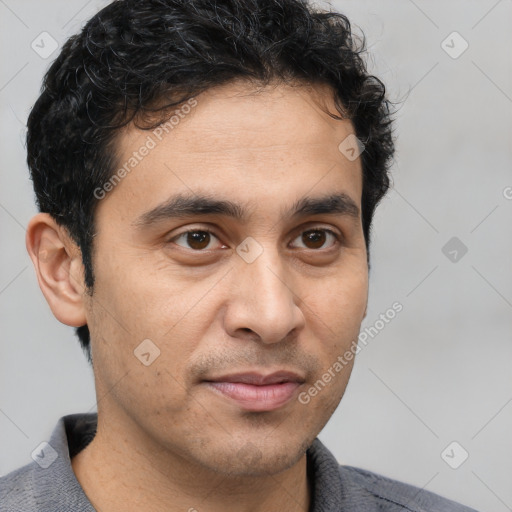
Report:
26,0,394,477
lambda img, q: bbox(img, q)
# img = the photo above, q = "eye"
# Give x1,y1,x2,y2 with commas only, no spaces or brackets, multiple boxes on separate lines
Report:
171,229,225,251
290,228,341,250
169,226,341,252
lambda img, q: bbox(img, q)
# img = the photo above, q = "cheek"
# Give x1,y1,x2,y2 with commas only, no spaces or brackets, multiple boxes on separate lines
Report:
87,291,199,423
91,249,183,339
313,268,368,332
88,249,212,380
301,266,367,384
299,275,364,415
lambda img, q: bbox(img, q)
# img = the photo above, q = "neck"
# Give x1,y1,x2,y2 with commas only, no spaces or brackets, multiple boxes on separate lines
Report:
71,413,312,512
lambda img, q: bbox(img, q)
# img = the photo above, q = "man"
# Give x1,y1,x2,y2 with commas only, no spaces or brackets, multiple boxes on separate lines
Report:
0,0,478,510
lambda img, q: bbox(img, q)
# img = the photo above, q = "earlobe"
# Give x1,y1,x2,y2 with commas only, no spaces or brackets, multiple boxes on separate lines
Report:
26,213,87,327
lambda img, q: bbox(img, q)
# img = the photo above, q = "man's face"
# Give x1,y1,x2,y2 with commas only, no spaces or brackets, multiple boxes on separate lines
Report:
85,81,368,476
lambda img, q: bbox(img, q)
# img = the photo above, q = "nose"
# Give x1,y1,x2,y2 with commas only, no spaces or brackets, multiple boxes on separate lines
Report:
223,247,306,344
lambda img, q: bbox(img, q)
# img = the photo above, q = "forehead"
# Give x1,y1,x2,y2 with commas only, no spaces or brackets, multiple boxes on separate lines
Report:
143,80,350,152
99,80,363,224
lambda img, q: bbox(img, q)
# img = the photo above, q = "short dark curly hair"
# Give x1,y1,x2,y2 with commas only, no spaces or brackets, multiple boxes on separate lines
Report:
27,0,395,365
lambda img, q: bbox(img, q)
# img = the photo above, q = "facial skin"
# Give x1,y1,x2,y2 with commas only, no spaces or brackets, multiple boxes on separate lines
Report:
26,80,368,512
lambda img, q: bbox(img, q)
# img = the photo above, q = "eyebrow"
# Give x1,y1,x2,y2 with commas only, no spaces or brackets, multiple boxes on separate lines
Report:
132,191,360,229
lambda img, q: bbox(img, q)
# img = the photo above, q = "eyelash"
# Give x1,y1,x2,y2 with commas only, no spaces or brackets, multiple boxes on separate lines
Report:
168,226,342,252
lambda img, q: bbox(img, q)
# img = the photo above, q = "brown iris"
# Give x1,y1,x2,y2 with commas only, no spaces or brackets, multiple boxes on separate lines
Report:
183,229,330,251
186,231,212,250
302,230,327,249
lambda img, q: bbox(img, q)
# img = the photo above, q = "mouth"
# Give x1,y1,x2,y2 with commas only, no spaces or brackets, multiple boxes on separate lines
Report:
203,371,305,412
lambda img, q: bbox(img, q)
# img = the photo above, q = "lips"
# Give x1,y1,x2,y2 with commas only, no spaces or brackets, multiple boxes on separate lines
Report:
203,371,305,412
206,371,305,386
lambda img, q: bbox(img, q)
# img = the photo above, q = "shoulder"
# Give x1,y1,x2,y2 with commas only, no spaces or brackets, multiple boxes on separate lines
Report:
339,465,479,512
0,413,97,512
0,461,40,511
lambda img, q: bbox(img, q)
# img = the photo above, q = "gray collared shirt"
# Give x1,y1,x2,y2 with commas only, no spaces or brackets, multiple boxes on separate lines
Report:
0,413,478,511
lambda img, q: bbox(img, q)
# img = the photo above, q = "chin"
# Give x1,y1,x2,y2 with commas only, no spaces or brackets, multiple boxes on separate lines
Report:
201,436,308,477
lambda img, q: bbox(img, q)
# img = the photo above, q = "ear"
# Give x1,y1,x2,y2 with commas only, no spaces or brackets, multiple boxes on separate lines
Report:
26,213,87,327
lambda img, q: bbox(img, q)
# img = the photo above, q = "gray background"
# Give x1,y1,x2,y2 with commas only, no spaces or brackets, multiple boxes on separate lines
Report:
1,1,511,510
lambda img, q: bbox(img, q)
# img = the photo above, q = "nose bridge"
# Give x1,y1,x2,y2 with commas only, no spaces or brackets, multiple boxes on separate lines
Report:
230,240,304,343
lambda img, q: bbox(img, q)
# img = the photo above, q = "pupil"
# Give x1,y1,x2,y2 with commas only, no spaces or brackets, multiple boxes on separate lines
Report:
304,230,325,249
188,231,209,250
185,230,326,250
